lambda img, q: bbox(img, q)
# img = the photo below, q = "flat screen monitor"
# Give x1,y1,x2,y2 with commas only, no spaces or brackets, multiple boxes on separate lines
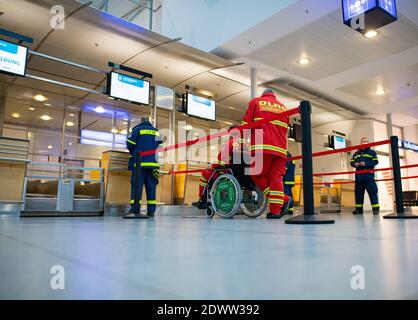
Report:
0,39,28,77
186,93,216,121
333,135,346,149
109,72,150,105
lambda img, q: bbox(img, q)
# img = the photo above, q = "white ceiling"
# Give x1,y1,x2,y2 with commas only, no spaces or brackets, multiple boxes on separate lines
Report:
212,0,418,127
1,0,417,133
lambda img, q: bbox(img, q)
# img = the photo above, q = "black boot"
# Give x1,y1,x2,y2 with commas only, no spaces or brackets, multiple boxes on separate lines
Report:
372,208,380,215
353,208,363,215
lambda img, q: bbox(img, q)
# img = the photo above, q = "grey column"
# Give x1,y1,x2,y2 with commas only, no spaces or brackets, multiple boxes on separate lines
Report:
386,113,393,138
250,67,257,99
0,96,6,136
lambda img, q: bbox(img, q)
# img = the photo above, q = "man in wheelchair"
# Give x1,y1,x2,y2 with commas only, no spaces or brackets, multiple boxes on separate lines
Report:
192,125,245,210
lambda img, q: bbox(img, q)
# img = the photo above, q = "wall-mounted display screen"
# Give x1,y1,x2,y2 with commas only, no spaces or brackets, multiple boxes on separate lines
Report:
108,72,150,105
333,135,346,149
186,93,216,121
0,39,28,77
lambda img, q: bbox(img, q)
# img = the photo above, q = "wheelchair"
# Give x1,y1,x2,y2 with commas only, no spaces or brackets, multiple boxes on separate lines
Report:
204,152,268,219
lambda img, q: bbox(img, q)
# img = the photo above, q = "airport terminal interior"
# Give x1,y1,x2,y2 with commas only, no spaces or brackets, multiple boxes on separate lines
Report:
0,0,418,300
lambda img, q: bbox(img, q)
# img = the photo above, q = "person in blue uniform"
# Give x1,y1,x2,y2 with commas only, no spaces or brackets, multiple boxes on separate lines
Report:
350,137,380,215
283,151,296,214
126,117,162,217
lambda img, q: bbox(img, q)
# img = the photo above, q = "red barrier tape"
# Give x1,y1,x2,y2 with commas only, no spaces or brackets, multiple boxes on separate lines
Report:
313,163,418,177
288,139,390,161
140,106,300,157
168,163,418,176
295,175,418,186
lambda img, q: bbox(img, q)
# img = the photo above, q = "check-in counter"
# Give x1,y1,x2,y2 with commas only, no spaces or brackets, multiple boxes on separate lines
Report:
333,179,355,210
101,150,173,206
0,136,30,213
173,161,208,205
293,175,322,208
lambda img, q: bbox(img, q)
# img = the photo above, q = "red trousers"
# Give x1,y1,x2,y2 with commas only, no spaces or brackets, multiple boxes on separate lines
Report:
250,153,288,214
199,169,213,198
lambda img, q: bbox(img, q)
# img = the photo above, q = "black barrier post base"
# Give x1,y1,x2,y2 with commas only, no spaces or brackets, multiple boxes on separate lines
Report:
285,101,335,225
383,212,418,219
285,214,336,225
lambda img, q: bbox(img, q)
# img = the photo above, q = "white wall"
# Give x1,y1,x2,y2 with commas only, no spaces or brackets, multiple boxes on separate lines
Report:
312,119,403,211
403,125,418,191
161,0,297,52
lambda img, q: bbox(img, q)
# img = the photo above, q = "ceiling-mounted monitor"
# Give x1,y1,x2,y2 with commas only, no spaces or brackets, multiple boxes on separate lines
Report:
0,39,28,77
108,71,150,105
186,93,216,121
330,135,346,150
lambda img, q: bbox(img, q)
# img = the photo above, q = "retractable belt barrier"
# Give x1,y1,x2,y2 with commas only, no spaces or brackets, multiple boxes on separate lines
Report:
131,100,418,222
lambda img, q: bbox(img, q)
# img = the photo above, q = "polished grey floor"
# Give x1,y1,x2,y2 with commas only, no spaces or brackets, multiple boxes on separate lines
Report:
1,208,418,300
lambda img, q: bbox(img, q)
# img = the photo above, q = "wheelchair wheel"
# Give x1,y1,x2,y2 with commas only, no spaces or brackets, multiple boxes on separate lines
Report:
206,207,214,218
209,174,242,219
240,185,268,218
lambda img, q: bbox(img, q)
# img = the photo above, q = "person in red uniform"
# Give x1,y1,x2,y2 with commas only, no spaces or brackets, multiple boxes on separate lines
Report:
193,125,245,209
242,88,293,219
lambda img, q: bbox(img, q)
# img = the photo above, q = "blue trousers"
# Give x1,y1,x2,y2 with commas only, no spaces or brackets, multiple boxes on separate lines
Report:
284,184,294,213
130,169,158,214
355,180,379,209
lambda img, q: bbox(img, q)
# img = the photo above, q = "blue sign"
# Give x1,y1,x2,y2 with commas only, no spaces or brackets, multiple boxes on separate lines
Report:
192,95,212,107
0,40,18,54
379,0,397,18
342,0,375,21
117,74,144,88
400,140,418,153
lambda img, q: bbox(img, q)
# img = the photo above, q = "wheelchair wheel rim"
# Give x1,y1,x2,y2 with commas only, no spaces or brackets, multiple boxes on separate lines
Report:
210,174,241,218
240,185,268,218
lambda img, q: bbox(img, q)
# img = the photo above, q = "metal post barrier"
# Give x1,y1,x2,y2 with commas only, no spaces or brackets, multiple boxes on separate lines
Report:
285,101,335,225
384,136,418,219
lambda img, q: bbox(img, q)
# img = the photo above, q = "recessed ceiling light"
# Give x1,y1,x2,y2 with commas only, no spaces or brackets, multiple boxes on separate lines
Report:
66,121,74,127
68,142,72,146
123,121,128,125
110,128,118,134
364,30,378,38
120,129,127,135
34,94,47,102
47,145,53,149
44,103,51,107
69,113,75,117
28,107,35,111
95,106,105,113
210,146,217,150
11,112,20,118
40,115,52,121
297,57,311,65
184,125,193,131
376,88,386,95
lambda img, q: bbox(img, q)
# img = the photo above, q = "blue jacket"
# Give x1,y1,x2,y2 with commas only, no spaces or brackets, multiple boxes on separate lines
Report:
350,148,378,181
284,152,296,186
126,120,163,170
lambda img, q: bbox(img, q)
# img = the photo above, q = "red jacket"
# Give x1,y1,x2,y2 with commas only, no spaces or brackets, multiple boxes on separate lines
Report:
242,92,289,159
213,136,248,168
